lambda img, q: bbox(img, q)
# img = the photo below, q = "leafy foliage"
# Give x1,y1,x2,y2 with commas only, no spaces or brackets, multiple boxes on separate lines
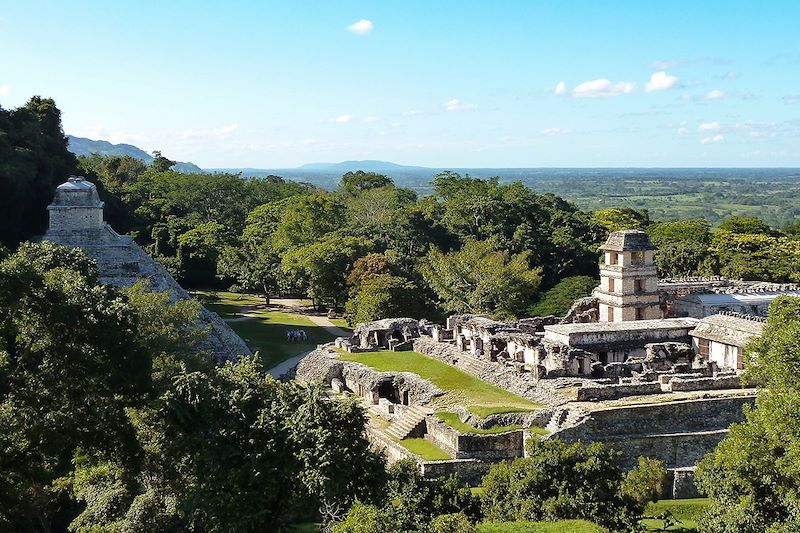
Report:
422,239,542,319
696,296,800,532
0,243,385,532
0,97,78,248
527,275,597,317
480,439,659,532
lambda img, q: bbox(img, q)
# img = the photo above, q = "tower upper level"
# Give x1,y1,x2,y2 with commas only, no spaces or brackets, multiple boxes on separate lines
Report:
599,229,656,269
596,230,661,322
46,176,105,233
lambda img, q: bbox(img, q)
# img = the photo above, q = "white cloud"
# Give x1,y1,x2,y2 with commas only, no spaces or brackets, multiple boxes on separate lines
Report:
645,71,678,92
444,98,477,111
362,116,379,123
347,19,373,35
703,89,726,100
540,127,573,135
572,79,636,98
401,110,421,117
328,114,353,123
700,134,724,144
554,81,567,95
783,95,800,105
677,127,689,134
650,59,683,70
721,70,738,79
698,121,721,132
0,84,9,97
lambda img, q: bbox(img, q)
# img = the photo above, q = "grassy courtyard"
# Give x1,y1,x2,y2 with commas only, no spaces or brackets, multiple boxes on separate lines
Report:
338,349,541,412
398,438,452,461
193,290,341,369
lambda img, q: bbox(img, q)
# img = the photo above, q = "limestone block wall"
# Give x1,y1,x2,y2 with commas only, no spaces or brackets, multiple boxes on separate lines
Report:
425,416,524,461
575,381,663,401
668,375,743,392
601,430,729,470
47,206,105,231
366,425,411,463
555,395,755,469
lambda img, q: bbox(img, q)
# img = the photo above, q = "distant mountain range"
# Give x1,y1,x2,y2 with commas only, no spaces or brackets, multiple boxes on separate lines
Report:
67,136,203,173
296,160,429,172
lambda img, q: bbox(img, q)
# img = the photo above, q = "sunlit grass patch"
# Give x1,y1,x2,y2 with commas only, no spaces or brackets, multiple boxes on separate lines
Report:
398,438,452,461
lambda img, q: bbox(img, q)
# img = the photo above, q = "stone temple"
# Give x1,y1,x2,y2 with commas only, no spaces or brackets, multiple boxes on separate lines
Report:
43,176,251,361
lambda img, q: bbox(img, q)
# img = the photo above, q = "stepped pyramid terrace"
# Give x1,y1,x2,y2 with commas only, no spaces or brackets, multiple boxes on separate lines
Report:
42,176,251,361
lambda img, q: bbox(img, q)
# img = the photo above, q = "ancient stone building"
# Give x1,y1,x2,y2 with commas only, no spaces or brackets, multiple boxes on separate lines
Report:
43,176,251,361
595,229,661,322
690,312,766,370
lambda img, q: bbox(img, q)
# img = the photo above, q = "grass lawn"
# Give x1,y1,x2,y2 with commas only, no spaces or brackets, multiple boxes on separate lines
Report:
478,520,604,533
399,438,452,461
642,498,710,532
329,317,350,329
468,405,535,418
436,412,523,435
338,350,541,412
193,291,339,369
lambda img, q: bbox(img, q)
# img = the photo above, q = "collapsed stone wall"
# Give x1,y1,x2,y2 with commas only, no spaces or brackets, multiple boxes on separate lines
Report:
295,346,444,405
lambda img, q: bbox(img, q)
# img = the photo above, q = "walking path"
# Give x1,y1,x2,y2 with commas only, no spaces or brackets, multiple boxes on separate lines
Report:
305,314,350,338
267,350,312,378
266,315,349,377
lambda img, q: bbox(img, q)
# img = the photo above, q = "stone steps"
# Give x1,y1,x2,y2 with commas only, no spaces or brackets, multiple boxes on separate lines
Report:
459,355,491,376
385,406,429,441
546,407,587,434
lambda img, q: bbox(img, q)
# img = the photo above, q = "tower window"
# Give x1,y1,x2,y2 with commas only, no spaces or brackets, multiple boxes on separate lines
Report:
608,278,615,292
609,252,619,265
635,307,644,320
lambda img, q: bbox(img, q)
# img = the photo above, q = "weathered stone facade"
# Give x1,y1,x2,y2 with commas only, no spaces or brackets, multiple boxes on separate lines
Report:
555,395,755,469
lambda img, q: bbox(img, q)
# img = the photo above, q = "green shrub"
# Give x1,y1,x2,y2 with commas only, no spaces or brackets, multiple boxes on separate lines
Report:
430,512,476,533
528,276,596,317
479,439,643,531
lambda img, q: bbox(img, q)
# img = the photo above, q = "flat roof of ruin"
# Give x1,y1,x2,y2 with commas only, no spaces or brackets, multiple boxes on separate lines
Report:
544,317,699,335
689,313,765,347
678,291,800,305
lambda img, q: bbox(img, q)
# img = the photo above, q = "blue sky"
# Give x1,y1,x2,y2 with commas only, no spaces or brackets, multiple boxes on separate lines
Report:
1,1,799,168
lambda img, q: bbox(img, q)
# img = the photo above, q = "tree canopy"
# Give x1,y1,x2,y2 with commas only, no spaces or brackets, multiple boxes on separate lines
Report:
696,296,800,532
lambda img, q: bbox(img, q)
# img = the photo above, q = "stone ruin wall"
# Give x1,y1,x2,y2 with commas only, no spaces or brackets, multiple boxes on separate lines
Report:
555,395,755,469
295,345,444,406
424,416,524,461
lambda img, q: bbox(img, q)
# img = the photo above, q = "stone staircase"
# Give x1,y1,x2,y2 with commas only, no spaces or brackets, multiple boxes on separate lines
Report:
459,355,491,376
546,407,588,434
385,406,430,441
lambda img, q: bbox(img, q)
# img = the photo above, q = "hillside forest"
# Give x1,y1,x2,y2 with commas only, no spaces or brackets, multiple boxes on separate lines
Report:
3,96,800,532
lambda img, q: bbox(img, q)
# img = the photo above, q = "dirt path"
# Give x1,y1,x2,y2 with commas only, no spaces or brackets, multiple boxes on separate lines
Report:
305,314,350,338
266,315,349,377
267,350,312,378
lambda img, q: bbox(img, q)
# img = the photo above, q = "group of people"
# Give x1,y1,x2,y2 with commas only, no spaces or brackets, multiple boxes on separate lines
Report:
286,329,308,343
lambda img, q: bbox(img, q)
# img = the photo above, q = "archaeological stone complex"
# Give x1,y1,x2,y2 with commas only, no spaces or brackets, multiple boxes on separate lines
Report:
297,229,799,497
42,176,251,361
